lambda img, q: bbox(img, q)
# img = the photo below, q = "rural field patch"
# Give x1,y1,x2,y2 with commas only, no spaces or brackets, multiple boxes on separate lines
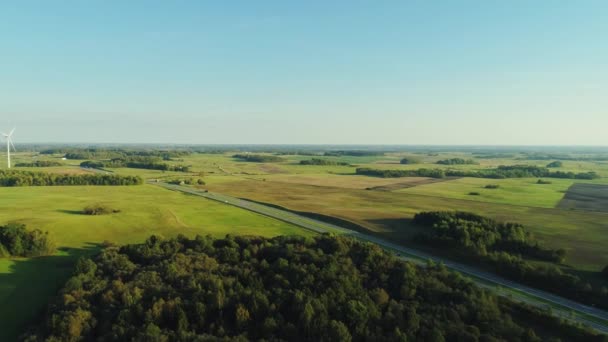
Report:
558,183,608,213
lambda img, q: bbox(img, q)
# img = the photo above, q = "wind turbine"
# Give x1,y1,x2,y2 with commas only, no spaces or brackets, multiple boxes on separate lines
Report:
2,128,16,168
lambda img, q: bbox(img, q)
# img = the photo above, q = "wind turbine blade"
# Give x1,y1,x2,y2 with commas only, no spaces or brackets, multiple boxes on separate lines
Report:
9,139,16,152
9,128,15,136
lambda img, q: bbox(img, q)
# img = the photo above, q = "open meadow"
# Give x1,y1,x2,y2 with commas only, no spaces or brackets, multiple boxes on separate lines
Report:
0,183,304,341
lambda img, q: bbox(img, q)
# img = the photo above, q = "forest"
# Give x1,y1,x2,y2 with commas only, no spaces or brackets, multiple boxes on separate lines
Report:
42,148,191,161
80,157,190,172
0,170,143,186
15,160,63,167
232,154,285,163
24,234,606,342
0,223,55,257
323,150,385,157
356,166,599,179
413,212,608,310
436,158,477,165
299,158,349,166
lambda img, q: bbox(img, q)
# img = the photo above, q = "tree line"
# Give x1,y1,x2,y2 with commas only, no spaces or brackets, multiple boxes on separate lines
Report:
0,224,55,258
356,165,599,179
324,150,384,157
436,158,477,165
80,157,190,172
43,148,191,161
15,160,63,167
233,154,285,162
299,158,349,166
413,211,608,311
24,234,606,341
0,170,143,186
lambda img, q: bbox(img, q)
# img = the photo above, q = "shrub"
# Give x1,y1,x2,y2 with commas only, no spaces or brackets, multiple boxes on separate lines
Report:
469,192,481,196
485,184,500,189
546,161,563,168
83,204,120,215
399,157,420,164
537,179,552,184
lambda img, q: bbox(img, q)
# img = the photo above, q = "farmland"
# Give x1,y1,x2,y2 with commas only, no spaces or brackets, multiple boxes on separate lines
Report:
2,147,608,339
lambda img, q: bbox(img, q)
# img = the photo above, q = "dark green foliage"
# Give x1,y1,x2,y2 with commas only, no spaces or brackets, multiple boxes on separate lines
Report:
399,157,419,164
603,266,608,279
413,212,608,310
83,204,120,215
324,150,384,157
436,158,476,165
356,165,599,180
537,179,553,184
62,148,191,160
546,161,563,168
25,235,604,341
233,154,285,163
15,160,63,167
468,192,481,196
485,184,500,189
299,158,349,166
356,167,446,178
0,223,55,257
167,178,204,185
80,157,190,172
0,170,143,186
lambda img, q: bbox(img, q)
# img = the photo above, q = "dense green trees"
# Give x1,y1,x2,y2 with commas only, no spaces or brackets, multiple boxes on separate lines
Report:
15,160,63,167
60,148,191,160
0,170,143,186
547,161,564,168
356,165,599,180
413,212,608,310
299,158,349,166
399,157,420,164
233,154,285,162
356,167,446,178
80,157,190,172
436,158,476,165
25,234,605,341
0,224,55,257
324,150,384,157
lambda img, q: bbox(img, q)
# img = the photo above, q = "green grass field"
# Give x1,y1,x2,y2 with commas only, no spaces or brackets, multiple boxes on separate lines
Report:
0,184,304,341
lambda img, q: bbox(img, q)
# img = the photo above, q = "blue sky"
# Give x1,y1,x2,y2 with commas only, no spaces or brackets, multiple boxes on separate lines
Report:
1,1,607,144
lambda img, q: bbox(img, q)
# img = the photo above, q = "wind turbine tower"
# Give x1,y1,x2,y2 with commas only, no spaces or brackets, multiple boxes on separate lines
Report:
2,128,16,168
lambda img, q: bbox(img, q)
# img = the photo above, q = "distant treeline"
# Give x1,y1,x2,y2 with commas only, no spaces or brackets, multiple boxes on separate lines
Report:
80,157,190,172
41,148,191,161
413,212,608,311
0,170,143,186
520,153,608,161
25,234,606,341
324,150,384,157
233,154,285,163
0,223,55,257
436,158,477,165
356,165,599,180
15,160,63,167
473,153,516,159
299,158,349,166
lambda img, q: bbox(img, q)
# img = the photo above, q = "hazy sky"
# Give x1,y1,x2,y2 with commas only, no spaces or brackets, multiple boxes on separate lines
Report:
1,1,607,145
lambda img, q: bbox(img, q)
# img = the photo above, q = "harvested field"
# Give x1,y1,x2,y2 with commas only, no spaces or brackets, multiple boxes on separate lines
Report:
368,177,458,191
558,183,608,213
263,174,441,190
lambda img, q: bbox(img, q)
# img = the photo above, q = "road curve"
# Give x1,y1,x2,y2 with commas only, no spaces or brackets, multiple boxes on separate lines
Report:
155,182,608,333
